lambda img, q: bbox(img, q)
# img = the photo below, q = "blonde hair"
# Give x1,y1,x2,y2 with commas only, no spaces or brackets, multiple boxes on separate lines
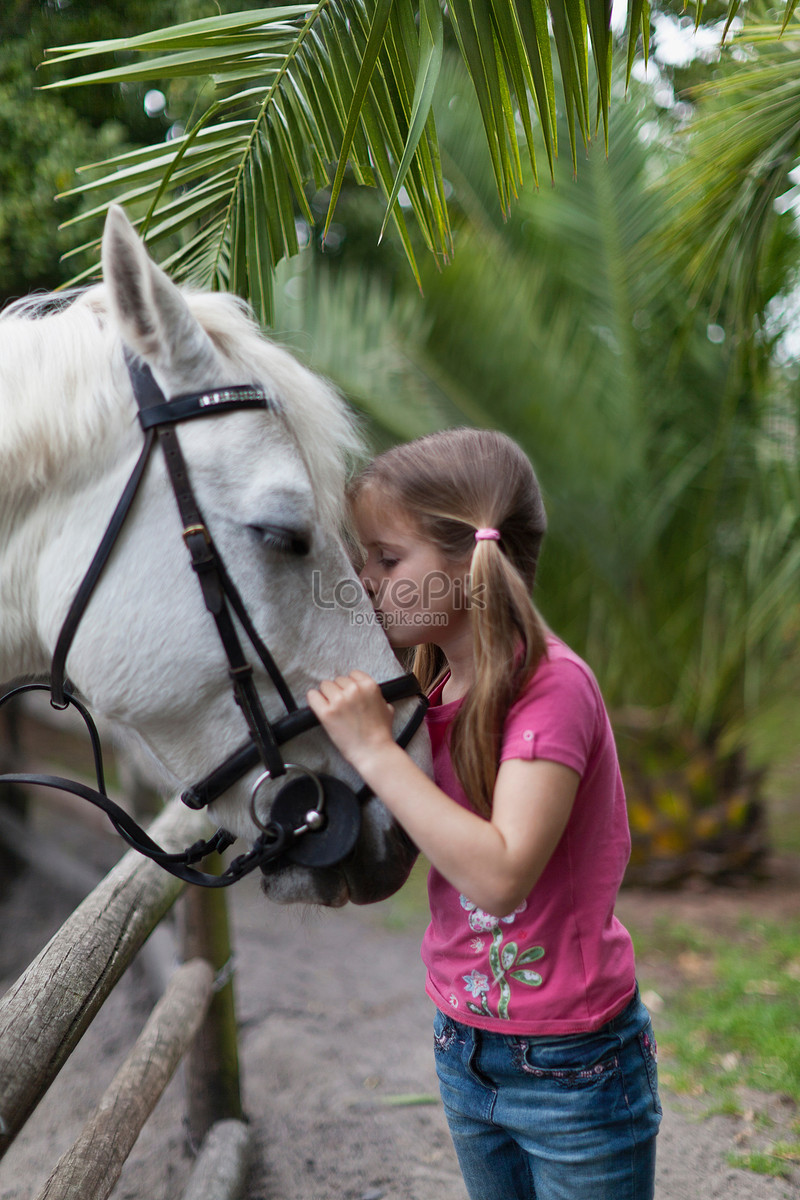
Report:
352,428,548,816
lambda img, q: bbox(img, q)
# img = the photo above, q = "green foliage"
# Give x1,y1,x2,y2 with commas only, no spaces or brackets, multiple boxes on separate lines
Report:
0,80,110,299
0,0,269,303
727,1147,800,1179
634,916,800,1105
21,0,740,318
42,1,459,310
4,0,792,319
655,14,800,338
268,252,460,441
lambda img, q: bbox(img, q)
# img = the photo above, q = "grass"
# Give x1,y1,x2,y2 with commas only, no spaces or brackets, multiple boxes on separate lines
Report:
727,1147,800,1180
628,912,800,1178
636,915,800,1099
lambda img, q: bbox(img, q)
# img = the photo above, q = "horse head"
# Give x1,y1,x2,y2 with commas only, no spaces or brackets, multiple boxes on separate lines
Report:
0,206,430,907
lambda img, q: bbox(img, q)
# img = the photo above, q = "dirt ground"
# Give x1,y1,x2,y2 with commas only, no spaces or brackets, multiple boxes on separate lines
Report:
0,828,798,1200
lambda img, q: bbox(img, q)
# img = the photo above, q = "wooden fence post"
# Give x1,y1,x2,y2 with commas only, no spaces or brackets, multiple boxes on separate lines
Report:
0,799,212,1159
181,857,244,1148
34,959,215,1200
180,1120,253,1200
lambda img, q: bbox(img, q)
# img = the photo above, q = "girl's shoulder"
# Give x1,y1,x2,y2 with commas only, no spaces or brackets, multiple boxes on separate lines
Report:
500,636,606,765
524,634,603,701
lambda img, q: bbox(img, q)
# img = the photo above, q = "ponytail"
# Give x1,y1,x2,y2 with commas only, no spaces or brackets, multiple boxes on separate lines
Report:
452,537,548,816
354,428,549,817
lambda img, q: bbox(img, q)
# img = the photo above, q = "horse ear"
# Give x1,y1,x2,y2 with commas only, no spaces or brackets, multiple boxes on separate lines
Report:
101,204,220,386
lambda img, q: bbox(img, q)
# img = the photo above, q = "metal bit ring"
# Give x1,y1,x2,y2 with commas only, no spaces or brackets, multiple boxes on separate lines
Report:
249,763,325,835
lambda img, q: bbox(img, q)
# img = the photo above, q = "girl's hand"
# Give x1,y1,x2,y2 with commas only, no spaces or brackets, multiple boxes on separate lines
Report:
306,669,397,773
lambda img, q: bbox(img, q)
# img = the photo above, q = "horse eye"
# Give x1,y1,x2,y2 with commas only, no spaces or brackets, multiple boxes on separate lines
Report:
249,523,311,557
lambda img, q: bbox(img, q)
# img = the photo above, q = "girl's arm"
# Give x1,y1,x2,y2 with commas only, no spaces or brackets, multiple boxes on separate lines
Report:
307,670,578,915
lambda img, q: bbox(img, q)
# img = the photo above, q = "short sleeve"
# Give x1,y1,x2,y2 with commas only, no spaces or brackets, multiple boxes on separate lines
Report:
499,655,601,779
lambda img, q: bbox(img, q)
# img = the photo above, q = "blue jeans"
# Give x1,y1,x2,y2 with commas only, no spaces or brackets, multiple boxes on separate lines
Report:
433,989,661,1200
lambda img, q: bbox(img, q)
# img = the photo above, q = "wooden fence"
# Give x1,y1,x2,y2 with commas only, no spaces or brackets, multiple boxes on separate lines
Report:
0,798,252,1200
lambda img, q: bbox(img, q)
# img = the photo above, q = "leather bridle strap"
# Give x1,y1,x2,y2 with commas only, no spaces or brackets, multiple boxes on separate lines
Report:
50,429,156,709
131,357,298,717
129,353,292,782
181,673,427,810
153,422,287,779
0,675,426,889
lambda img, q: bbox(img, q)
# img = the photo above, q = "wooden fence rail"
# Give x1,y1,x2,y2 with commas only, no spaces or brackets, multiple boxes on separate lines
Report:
0,797,251,1197
36,958,214,1200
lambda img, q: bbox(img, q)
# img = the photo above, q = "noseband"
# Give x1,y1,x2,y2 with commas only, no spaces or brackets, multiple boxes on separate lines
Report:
0,350,427,887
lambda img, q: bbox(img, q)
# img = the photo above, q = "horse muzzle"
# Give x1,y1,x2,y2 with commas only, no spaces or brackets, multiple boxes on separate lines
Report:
258,809,419,907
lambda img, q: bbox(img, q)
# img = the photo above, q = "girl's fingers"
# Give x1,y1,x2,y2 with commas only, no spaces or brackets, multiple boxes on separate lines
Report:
306,672,383,723
312,671,378,698
349,669,377,685
305,686,326,713
316,677,351,701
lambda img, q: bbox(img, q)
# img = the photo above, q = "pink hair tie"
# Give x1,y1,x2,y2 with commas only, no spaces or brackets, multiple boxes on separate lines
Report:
474,527,501,541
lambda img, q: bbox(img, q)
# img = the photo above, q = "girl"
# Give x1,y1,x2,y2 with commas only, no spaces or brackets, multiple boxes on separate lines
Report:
307,428,661,1200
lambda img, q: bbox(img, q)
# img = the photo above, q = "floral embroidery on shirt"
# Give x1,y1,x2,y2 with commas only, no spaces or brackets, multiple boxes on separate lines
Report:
449,993,459,1008
459,894,527,932
458,900,545,1020
462,969,490,998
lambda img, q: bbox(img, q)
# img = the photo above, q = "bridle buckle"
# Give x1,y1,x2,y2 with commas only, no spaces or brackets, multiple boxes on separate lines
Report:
183,522,211,545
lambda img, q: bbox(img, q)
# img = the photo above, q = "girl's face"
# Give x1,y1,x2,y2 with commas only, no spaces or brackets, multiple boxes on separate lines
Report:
352,495,472,650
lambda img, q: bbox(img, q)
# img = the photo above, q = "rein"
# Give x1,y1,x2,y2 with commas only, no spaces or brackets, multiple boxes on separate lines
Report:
0,351,427,887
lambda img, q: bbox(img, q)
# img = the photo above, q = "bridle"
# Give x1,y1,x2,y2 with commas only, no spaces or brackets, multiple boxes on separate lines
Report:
0,350,427,887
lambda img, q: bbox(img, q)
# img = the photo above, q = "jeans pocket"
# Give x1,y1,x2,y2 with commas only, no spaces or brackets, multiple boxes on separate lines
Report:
513,1038,622,1090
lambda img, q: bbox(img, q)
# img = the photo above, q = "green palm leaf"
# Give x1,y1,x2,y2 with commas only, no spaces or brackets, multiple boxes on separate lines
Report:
43,0,797,318
379,0,444,236
654,17,800,335
45,2,454,316
39,0,636,312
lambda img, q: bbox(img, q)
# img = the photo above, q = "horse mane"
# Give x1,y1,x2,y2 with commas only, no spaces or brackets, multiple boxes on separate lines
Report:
0,285,363,528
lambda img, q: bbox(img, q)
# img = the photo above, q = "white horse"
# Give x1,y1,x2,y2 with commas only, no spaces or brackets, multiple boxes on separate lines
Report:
0,206,429,907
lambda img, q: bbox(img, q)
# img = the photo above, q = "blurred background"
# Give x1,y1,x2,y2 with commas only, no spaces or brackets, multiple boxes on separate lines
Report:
1,0,798,887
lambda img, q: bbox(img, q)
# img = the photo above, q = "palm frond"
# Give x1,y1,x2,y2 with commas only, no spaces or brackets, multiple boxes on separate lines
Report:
42,0,798,322
41,0,647,313
45,2,455,317
653,17,800,334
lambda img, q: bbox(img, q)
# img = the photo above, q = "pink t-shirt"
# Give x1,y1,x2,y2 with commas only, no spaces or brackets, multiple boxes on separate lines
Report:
420,635,636,1035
